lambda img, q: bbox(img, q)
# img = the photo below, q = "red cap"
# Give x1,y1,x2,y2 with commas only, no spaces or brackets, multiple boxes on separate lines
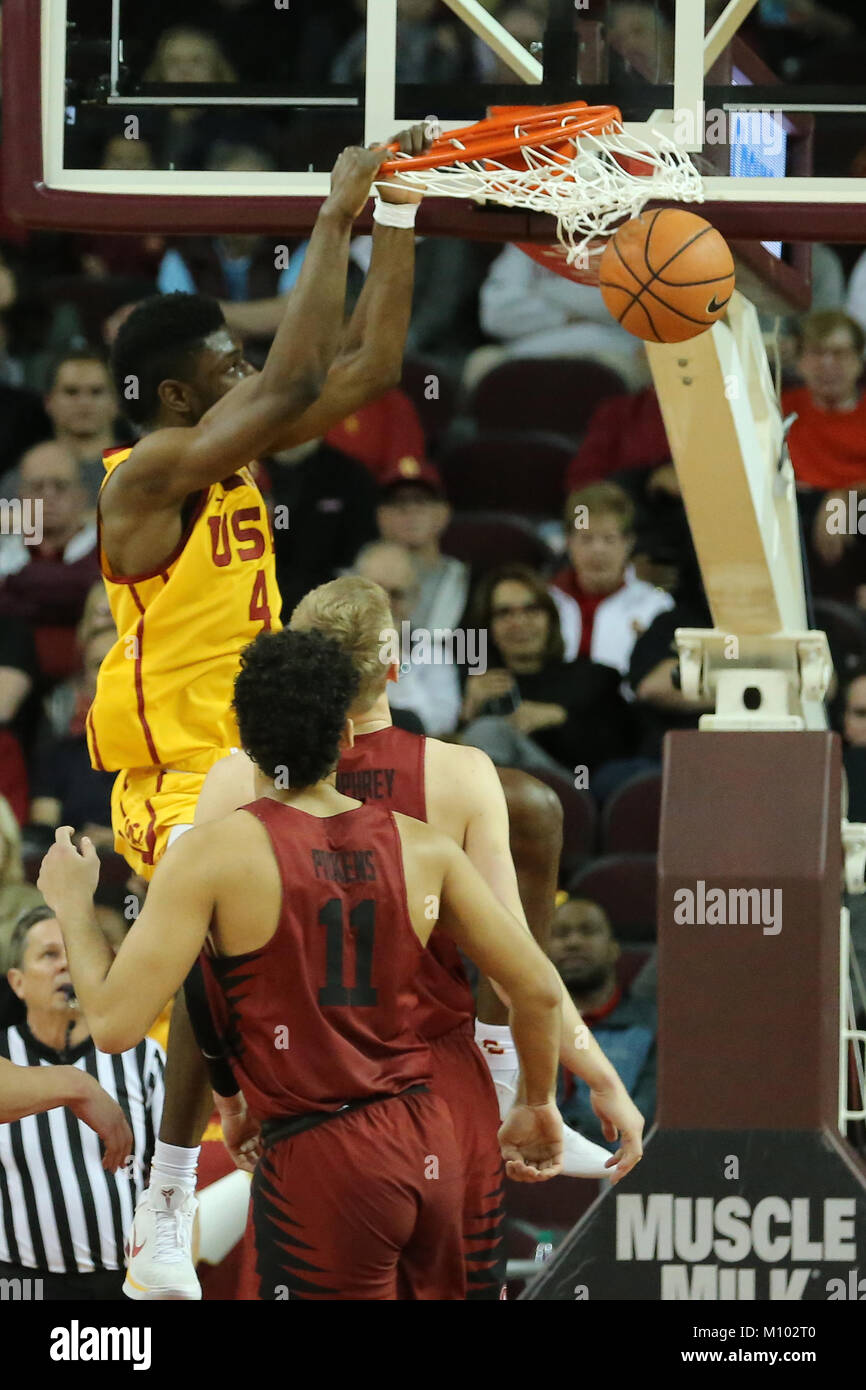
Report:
378,455,445,498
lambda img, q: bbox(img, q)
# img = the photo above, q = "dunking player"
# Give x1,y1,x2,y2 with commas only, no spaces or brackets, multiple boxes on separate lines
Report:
198,578,645,1298
86,131,433,1297
39,631,565,1300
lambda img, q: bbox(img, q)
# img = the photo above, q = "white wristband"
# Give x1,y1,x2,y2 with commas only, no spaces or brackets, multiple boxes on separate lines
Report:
373,196,419,229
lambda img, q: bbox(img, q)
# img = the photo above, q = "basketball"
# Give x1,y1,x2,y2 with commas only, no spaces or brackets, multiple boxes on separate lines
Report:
598,209,736,343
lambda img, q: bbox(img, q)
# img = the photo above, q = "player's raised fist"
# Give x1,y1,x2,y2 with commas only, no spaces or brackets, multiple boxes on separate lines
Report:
325,145,388,221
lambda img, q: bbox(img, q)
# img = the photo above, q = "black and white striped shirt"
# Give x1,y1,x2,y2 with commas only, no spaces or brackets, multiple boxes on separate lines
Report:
0,1022,164,1275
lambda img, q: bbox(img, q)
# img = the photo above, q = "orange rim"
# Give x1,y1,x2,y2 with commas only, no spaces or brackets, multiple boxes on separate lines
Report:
380,102,622,176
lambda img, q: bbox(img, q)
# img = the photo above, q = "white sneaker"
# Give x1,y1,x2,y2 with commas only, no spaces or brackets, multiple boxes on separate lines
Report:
123,1184,202,1301
494,1076,614,1180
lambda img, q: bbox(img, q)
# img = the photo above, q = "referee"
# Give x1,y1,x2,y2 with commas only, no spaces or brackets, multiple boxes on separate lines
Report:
0,906,164,1299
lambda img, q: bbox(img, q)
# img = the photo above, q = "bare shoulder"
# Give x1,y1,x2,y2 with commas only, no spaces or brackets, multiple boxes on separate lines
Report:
392,809,457,867
101,427,191,509
159,808,264,876
425,737,492,779
196,751,257,826
424,739,504,826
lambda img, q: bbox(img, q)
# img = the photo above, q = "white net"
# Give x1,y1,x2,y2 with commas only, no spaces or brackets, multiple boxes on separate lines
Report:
378,120,704,272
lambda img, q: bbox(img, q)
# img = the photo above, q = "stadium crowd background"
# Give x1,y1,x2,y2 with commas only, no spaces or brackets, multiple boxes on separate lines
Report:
1,0,866,1287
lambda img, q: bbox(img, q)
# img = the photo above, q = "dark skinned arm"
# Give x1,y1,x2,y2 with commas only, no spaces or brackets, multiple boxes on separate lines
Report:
224,123,430,453
105,145,387,512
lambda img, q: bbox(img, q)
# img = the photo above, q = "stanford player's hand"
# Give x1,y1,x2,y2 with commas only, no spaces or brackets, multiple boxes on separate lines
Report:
590,1086,644,1184
217,1094,262,1174
498,1101,564,1182
37,827,100,917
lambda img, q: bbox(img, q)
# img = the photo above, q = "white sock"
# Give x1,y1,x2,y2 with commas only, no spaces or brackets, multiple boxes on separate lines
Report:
475,1021,520,1088
150,1140,200,1194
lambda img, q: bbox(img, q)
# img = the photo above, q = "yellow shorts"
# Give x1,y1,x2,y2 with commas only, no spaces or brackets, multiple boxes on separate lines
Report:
111,748,236,881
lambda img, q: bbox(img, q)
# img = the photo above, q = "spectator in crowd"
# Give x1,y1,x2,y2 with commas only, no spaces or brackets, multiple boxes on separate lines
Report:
459,563,637,790
142,26,241,171
29,627,117,851
0,798,43,974
565,385,668,493
782,310,866,600
157,143,307,367
376,458,470,632
0,617,39,816
0,252,53,475
838,663,866,985
69,136,165,288
43,350,123,507
0,378,52,482
332,0,477,84
476,4,543,82
101,134,157,173
354,539,461,735
42,580,116,740
548,894,656,1150
627,590,715,763
836,663,866,823
1,906,162,1300
325,387,428,483
606,2,675,84
553,482,675,674
268,437,379,619
0,445,100,686
477,243,647,388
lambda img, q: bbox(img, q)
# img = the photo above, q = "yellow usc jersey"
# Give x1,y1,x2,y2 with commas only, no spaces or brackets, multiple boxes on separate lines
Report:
87,446,282,773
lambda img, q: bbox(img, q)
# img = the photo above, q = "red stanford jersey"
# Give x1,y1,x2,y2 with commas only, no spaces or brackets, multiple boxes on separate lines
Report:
200,797,431,1121
337,726,476,1041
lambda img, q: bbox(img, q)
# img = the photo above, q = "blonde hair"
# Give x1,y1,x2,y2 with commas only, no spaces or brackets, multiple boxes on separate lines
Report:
0,795,26,887
290,577,396,711
145,27,238,84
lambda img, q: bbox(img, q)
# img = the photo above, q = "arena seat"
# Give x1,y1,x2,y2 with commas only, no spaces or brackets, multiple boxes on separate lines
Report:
400,355,460,455
567,853,658,943
438,432,574,516
518,769,598,879
600,769,663,854
441,512,555,574
466,357,626,441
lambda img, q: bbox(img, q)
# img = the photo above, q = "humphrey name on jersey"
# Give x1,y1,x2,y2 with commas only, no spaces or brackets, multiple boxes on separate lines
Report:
616,1194,858,1300
336,767,396,801
50,1321,151,1371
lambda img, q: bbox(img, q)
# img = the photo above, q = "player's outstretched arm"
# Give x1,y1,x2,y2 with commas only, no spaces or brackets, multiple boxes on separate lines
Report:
38,827,218,1054
434,839,563,1179
116,146,387,505
0,1058,133,1171
263,123,432,452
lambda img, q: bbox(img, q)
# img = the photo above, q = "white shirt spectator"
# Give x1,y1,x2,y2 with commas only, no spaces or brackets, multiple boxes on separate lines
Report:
551,565,674,678
479,243,646,388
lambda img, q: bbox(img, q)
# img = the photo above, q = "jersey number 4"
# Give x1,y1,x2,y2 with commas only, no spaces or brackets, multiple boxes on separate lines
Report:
318,899,378,1006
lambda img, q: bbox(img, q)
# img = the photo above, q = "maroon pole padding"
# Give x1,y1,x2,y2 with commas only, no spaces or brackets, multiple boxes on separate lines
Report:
657,731,842,1132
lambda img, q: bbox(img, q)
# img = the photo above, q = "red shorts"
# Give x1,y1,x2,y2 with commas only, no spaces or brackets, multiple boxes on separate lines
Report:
429,1022,506,1301
251,1088,464,1301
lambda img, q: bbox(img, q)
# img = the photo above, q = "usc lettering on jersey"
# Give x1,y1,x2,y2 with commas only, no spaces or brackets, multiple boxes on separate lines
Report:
87,446,282,773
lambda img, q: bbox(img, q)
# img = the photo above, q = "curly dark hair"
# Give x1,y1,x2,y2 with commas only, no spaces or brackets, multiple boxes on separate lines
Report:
233,629,361,789
110,292,226,426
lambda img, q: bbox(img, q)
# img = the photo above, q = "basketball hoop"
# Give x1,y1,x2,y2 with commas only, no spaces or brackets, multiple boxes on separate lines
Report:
379,102,704,286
